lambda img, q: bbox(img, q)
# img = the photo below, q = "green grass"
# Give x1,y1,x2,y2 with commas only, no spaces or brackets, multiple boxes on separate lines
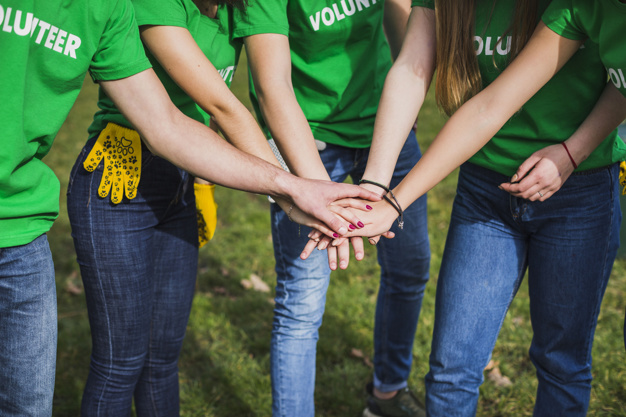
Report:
48,57,626,416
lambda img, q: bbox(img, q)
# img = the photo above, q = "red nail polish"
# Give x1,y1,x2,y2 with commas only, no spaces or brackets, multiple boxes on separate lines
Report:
333,233,339,238
357,222,364,228
366,205,372,210
349,224,356,230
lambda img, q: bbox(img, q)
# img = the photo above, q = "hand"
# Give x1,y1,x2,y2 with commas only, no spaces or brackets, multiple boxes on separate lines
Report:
276,197,372,239
287,179,382,236
300,233,365,270
499,143,575,201
300,200,398,263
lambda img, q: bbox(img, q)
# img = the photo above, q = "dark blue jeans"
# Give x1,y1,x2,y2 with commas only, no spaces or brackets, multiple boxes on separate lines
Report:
270,132,431,416
425,163,620,417
0,234,56,416
67,137,198,417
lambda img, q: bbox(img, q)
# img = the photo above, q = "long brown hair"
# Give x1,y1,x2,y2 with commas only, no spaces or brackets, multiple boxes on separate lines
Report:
434,0,540,116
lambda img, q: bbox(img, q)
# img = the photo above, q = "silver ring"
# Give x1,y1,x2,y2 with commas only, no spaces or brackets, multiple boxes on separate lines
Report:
538,191,544,197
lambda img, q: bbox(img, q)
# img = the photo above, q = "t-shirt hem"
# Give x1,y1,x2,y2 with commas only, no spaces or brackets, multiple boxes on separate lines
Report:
233,25,289,39
0,229,51,249
136,16,188,28
90,60,152,82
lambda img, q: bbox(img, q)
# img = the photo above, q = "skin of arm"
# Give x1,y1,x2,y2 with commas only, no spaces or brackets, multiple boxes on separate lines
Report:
361,7,436,192
139,25,372,235
336,22,585,240
500,82,626,200
245,32,370,268
244,33,331,181
303,7,436,259
383,0,413,60
99,69,381,235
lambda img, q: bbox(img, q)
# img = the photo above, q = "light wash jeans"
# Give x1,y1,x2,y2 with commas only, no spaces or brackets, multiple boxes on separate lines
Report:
67,137,198,417
270,132,431,416
0,234,56,416
426,162,620,417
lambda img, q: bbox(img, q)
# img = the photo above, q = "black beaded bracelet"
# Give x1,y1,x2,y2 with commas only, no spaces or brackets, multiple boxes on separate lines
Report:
359,179,404,230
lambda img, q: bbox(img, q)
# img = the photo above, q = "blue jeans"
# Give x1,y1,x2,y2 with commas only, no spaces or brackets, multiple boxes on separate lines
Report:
270,132,431,417
0,234,56,417
425,163,620,417
67,138,198,417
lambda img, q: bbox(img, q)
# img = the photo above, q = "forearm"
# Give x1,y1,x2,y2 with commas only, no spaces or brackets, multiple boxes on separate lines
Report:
245,34,330,181
100,70,294,198
563,82,626,166
363,7,436,187
210,102,282,168
254,81,330,180
362,62,432,186
383,0,412,60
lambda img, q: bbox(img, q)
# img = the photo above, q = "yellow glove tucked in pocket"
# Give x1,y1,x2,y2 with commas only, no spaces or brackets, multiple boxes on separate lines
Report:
619,161,626,195
83,122,142,204
195,182,218,247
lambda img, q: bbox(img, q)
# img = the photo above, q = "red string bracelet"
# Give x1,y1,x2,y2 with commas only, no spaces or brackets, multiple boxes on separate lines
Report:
561,142,578,169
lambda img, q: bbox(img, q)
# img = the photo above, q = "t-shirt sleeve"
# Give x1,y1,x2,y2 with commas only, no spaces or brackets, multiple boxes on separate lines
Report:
542,0,586,41
132,0,188,28
232,0,289,39
412,0,434,9
89,0,151,81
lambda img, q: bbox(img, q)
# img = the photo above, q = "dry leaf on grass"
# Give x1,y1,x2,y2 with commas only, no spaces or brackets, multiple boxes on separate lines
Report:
241,274,270,293
350,348,373,368
487,367,512,387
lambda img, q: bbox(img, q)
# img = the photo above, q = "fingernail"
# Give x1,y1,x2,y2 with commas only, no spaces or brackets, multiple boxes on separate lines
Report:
366,205,372,210
333,233,339,238
511,174,518,182
368,238,377,245
349,224,356,230
498,186,503,190
357,222,364,228
340,262,347,269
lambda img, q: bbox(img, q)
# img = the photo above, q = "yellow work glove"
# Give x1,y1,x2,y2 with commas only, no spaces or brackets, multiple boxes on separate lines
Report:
619,161,626,195
195,183,218,247
83,122,142,204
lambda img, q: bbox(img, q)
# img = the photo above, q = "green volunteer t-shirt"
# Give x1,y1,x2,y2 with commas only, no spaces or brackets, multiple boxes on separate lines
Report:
544,0,626,98
0,0,151,248
413,0,626,175
89,0,243,137
233,0,393,148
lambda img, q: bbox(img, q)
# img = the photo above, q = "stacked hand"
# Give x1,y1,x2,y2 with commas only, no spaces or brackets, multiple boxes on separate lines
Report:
499,143,576,201
300,184,400,270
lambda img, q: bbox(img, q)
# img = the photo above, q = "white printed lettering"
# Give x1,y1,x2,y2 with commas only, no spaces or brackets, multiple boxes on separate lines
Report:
2,7,12,32
484,37,494,56
341,0,356,16
321,7,335,26
34,21,50,44
310,11,321,31
13,11,33,36
619,68,626,88
474,36,483,55
44,25,58,49
355,0,369,12
53,29,67,53
609,68,621,88
0,6,4,27
332,3,345,21
63,34,81,58
308,0,378,30
30,17,39,36
496,36,511,55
